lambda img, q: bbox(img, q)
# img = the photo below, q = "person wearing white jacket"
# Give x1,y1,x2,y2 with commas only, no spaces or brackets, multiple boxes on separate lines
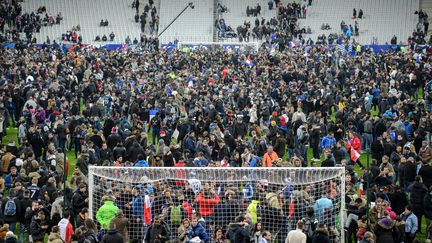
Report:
286,220,307,243
249,104,258,124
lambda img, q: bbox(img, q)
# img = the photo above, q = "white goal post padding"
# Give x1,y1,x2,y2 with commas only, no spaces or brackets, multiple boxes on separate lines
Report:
89,166,345,242
177,41,260,51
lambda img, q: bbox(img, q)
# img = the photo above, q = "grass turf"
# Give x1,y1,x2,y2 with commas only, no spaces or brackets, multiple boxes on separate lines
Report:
1,109,427,241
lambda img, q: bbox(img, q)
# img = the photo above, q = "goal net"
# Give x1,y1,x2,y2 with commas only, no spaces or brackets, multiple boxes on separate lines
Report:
177,41,260,51
88,166,345,242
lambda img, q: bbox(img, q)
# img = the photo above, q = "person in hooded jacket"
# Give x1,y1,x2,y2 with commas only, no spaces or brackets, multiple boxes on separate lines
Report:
408,175,427,232
375,215,397,243
311,223,330,243
101,221,124,243
147,214,169,243
424,186,432,240
226,215,251,243
47,226,64,243
189,216,209,243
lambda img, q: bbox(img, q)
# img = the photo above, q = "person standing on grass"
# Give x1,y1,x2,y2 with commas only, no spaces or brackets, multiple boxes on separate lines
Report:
346,130,364,168
58,211,74,243
402,205,418,243
262,146,279,167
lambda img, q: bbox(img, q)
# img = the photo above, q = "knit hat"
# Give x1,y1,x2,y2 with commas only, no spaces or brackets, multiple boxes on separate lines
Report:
389,211,396,219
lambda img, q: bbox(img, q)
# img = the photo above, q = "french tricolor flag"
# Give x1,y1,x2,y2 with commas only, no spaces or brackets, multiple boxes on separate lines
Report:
245,58,253,67
358,182,364,197
350,148,360,162
289,41,296,48
144,195,152,225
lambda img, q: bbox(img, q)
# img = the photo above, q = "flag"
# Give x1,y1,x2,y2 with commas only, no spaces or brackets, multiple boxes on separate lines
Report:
149,109,158,123
350,148,360,162
144,195,152,225
188,74,194,87
245,58,253,67
122,42,127,52
287,197,295,218
358,182,364,197
337,44,346,53
289,41,296,48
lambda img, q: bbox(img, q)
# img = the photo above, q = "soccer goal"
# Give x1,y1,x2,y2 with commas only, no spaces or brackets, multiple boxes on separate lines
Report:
177,41,260,51
88,166,345,242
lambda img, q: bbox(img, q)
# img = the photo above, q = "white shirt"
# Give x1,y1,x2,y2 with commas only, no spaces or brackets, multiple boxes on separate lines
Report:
285,229,307,243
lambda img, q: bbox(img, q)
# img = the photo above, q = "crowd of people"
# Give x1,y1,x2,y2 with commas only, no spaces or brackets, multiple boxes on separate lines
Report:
132,0,159,35
0,0,62,44
0,1,431,243
217,1,311,46
0,35,430,243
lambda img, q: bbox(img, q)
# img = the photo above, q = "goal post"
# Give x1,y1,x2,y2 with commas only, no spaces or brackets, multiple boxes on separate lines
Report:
89,166,345,242
177,41,260,51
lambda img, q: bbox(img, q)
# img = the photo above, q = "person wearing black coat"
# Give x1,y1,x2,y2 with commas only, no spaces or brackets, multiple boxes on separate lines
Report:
226,215,251,243
233,119,247,138
273,133,286,158
30,210,49,242
311,223,330,243
101,222,124,243
146,215,169,243
403,157,417,190
72,184,88,215
375,217,396,243
389,186,408,215
371,138,384,165
418,161,432,188
423,187,432,237
127,140,145,163
1,189,21,232
408,176,428,232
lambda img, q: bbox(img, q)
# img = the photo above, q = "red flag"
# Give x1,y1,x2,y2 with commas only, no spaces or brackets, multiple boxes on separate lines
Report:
287,199,294,218
144,195,152,225
350,148,360,162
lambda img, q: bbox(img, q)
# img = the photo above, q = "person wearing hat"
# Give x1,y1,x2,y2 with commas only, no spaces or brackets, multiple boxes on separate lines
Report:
96,194,119,231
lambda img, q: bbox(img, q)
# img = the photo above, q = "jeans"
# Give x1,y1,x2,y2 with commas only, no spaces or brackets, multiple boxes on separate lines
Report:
311,142,320,160
363,133,372,150
345,214,359,228
299,144,308,162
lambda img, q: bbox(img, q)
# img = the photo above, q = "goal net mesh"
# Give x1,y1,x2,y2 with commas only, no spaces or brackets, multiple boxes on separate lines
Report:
88,166,345,242
177,41,260,51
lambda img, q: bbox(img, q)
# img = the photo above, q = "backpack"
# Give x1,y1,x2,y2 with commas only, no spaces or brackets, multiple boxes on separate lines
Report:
170,205,182,225
4,198,17,216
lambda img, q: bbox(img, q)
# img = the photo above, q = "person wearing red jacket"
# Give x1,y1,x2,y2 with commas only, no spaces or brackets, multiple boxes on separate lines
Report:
345,130,364,168
195,185,220,217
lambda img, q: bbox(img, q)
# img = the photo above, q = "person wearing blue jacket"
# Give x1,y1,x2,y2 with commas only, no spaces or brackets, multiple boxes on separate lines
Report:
134,154,149,167
189,216,209,242
248,154,260,167
193,152,208,167
131,186,145,240
321,132,336,150
183,131,197,154
402,205,418,243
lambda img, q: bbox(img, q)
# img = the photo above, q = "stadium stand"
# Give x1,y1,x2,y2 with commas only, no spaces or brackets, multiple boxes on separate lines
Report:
158,0,214,44
299,0,419,44
21,0,153,45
